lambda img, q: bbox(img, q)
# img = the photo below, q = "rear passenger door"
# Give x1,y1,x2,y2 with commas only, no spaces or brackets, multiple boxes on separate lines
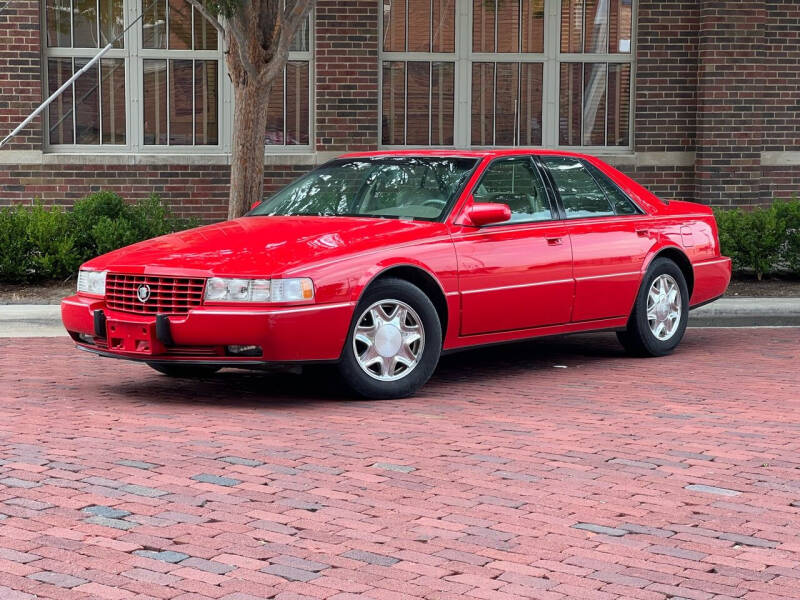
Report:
540,156,652,322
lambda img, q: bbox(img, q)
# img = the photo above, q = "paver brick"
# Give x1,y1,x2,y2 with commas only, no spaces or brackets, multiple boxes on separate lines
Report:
191,473,242,487
0,330,798,599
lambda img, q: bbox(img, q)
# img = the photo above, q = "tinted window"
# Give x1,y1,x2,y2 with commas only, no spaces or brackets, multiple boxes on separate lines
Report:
586,163,641,215
474,158,552,223
542,156,615,218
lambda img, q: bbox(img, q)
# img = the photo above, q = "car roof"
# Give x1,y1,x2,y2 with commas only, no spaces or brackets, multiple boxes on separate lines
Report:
338,148,596,161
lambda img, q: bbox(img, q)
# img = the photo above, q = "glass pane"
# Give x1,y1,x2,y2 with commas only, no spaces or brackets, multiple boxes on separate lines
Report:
286,61,309,145
46,0,72,47
472,0,495,53
100,58,126,144
584,0,607,54
143,59,167,144
194,61,218,145
169,60,193,144
471,63,494,145
142,0,166,48
496,0,520,53
431,0,455,53
431,62,454,145
381,61,405,145
583,62,606,145
609,0,632,53
194,7,218,50
99,0,123,47
494,63,518,146
559,62,582,146
48,58,74,144
265,70,285,145
406,61,430,145
475,159,551,222
168,0,192,49
560,0,583,53
383,0,406,52
589,165,637,214
521,0,544,53
408,0,431,52
286,0,309,51
519,63,542,145
542,156,614,218
607,63,630,146
74,58,100,143
73,0,98,48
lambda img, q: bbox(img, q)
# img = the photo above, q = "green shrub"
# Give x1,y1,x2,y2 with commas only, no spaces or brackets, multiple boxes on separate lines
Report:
0,193,199,283
715,197,800,279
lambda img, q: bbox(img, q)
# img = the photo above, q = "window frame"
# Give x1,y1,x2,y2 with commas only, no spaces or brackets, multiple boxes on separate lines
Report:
378,0,636,151
40,0,314,154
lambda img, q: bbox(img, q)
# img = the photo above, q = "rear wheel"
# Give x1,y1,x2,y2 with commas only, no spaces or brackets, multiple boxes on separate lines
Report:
147,363,221,378
617,257,689,357
338,278,442,399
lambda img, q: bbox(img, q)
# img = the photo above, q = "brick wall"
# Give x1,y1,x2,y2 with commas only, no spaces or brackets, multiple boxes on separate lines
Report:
0,0,41,150
1,0,799,217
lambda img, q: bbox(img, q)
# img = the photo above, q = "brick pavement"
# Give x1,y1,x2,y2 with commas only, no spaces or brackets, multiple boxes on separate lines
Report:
0,329,799,599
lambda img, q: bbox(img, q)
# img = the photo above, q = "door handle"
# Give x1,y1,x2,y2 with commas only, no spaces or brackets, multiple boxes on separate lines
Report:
546,237,563,246
636,229,649,237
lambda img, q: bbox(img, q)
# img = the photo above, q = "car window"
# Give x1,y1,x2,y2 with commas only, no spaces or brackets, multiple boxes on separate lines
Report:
585,163,642,216
542,156,615,219
473,157,552,224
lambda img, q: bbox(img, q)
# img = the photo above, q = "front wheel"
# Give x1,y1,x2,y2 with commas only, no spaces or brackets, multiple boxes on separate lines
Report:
338,278,442,399
147,363,221,378
617,257,689,357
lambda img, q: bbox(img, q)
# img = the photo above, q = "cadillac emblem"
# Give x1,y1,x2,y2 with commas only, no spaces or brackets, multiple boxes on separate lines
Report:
136,284,151,303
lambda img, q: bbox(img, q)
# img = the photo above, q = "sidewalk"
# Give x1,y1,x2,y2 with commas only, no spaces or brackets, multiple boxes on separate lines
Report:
2,298,799,337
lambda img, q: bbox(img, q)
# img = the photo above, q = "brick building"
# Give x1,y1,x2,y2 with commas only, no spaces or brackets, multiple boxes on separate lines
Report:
1,0,797,220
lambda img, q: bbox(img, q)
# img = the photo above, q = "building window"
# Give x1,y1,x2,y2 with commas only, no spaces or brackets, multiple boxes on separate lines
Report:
42,0,312,151
379,0,634,149
266,2,312,147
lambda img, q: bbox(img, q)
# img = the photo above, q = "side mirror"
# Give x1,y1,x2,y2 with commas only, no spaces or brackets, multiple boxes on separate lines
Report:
250,201,261,211
465,202,512,227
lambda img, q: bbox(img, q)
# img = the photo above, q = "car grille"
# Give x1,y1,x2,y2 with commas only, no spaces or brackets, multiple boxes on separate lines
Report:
106,274,205,315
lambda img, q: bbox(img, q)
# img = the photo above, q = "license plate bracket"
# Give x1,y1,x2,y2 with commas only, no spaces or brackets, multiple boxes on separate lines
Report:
106,320,165,355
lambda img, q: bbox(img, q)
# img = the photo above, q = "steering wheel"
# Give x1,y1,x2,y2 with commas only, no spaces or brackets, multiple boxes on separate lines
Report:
422,199,446,209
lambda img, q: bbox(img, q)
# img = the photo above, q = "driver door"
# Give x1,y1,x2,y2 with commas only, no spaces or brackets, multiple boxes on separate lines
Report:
450,157,575,336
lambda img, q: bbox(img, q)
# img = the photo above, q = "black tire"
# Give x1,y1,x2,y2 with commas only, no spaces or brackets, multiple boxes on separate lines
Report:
617,257,690,357
147,363,221,377
338,278,442,399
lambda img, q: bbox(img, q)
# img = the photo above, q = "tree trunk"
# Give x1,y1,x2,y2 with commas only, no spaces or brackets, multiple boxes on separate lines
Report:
228,82,270,220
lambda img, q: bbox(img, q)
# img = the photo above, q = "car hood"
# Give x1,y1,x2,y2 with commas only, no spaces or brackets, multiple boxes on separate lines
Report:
84,216,447,277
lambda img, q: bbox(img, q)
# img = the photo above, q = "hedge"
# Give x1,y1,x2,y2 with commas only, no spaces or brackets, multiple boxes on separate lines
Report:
0,192,798,284
0,192,198,283
714,198,800,280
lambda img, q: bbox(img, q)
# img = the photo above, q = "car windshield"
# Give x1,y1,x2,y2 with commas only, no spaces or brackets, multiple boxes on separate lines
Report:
248,156,478,221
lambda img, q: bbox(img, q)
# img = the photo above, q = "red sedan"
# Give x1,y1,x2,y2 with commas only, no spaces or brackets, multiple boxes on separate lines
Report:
62,150,731,398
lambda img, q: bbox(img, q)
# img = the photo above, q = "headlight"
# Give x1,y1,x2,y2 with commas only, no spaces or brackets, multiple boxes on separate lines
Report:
76,270,107,296
204,277,314,303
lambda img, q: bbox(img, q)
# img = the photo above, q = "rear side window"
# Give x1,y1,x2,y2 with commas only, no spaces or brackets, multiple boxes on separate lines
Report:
586,163,642,216
541,156,614,218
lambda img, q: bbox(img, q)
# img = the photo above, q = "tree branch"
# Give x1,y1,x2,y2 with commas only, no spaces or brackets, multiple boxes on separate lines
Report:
183,0,224,33
264,0,313,81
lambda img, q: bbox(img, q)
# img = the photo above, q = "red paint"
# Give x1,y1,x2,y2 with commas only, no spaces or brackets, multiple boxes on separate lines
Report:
62,150,731,365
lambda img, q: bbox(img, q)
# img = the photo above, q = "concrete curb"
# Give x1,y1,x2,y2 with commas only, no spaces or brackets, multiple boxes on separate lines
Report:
1,299,799,338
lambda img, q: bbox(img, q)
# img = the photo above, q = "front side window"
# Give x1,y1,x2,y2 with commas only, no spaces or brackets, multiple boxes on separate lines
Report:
250,157,477,221
380,0,634,149
473,158,552,223
42,0,312,150
542,156,614,218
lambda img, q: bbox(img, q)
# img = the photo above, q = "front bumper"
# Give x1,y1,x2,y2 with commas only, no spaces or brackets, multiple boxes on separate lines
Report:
61,295,355,363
